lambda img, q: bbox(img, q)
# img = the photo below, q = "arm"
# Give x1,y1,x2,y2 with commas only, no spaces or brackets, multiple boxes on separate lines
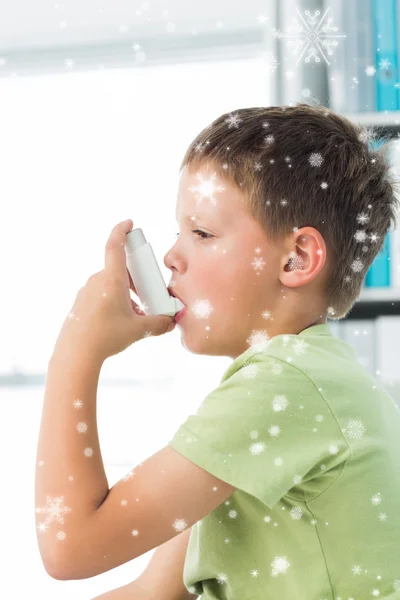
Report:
91,527,198,600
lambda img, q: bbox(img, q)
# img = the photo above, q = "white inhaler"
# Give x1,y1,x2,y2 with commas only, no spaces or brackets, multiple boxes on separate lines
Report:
124,227,185,317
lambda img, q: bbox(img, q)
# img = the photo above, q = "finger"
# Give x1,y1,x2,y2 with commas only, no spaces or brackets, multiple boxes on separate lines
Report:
131,298,145,315
127,270,137,295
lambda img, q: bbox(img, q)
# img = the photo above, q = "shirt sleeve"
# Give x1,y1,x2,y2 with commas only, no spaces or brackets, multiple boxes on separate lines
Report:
168,352,350,510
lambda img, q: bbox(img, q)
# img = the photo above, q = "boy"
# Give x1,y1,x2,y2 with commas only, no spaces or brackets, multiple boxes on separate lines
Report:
54,103,400,599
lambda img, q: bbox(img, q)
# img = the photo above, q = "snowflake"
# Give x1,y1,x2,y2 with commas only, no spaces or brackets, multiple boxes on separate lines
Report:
365,65,376,76
271,556,291,576
329,444,339,455
268,425,281,437
251,255,266,271
309,152,324,167
371,493,382,506
352,564,363,575
354,230,368,243
292,338,308,356
379,58,391,71
290,506,303,520
351,259,364,273
250,569,259,577
247,330,270,349
189,171,225,207
240,363,259,379
224,113,243,129
342,419,366,440
272,395,289,412
173,518,188,532
250,441,267,456
192,298,213,319
35,496,72,526
272,7,345,65
216,573,229,584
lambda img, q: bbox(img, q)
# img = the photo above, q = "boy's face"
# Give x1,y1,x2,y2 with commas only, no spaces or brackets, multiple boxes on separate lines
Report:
164,164,325,359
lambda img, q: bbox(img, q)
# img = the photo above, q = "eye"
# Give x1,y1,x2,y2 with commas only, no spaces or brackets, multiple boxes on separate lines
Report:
175,230,213,240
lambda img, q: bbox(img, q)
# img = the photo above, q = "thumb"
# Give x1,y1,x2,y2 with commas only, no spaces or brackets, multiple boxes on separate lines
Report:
138,313,176,337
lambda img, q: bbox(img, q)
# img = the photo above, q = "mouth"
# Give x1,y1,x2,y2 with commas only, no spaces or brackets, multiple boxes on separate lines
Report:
167,287,185,305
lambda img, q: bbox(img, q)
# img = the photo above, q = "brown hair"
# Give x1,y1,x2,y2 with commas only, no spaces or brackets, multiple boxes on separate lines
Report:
179,103,400,320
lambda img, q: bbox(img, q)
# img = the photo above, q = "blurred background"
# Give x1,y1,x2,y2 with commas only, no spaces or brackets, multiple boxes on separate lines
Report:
1,0,400,597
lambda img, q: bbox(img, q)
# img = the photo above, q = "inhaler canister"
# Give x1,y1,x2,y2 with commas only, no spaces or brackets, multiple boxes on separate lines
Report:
124,228,185,317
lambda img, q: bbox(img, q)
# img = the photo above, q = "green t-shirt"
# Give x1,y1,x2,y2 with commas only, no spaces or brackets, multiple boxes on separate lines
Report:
168,323,400,599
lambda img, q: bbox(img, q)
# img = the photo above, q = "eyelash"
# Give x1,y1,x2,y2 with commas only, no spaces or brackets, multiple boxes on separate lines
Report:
175,230,213,240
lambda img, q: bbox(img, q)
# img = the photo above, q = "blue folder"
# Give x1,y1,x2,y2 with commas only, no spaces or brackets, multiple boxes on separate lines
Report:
372,0,400,110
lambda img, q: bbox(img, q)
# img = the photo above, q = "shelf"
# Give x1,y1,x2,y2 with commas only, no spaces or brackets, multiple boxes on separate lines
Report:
358,288,400,302
345,299,400,320
343,111,400,127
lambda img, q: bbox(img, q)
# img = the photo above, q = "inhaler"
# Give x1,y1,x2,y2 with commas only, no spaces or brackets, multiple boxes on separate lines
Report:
124,227,185,317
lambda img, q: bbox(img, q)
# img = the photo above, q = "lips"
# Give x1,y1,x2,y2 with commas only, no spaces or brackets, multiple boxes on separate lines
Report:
167,287,185,305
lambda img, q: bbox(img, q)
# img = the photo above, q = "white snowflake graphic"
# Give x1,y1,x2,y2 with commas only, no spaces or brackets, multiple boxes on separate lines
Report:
272,395,289,412
189,171,225,207
352,564,363,575
273,7,345,64
271,556,291,577
351,258,364,273
309,152,324,167
269,425,281,437
342,419,366,440
240,363,259,380
354,230,368,243
378,512,387,522
329,444,339,455
290,506,303,520
249,441,267,456
191,298,214,319
379,58,391,71
365,65,376,76
216,572,228,584
371,493,382,506
224,113,243,129
357,212,370,225
173,518,188,532
251,255,266,271
246,329,270,349
35,496,72,526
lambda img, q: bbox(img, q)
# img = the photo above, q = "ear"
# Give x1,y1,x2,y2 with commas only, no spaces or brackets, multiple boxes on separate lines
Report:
280,227,327,289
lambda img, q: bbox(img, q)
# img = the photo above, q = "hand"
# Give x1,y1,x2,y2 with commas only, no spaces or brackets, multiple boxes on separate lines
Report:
53,219,176,364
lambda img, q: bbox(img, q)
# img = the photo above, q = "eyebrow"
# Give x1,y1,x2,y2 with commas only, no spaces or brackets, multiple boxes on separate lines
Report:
175,213,211,223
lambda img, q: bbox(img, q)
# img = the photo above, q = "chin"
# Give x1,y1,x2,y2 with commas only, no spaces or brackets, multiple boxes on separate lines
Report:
177,325,234,358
